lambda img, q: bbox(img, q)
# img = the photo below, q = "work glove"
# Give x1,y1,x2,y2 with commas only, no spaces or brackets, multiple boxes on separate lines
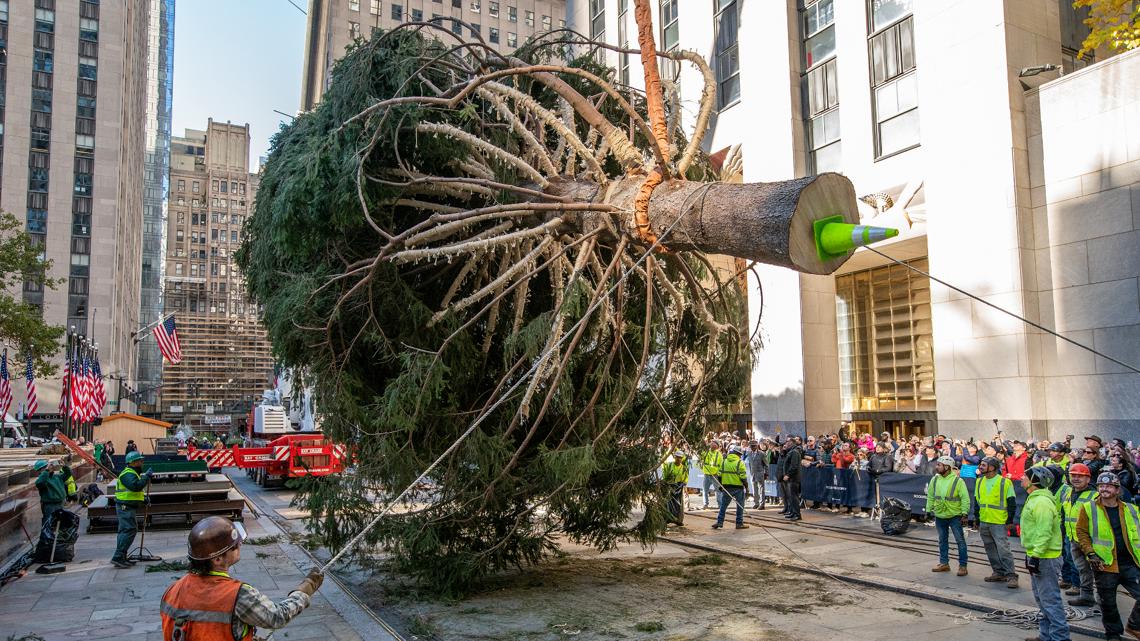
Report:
1087,553,1106,572
294,568,324,596
959,515,968,528
1006,524,1017,537
1025,556,1041,576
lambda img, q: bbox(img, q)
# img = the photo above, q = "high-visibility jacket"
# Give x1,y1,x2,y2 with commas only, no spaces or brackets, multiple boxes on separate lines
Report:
161,572,251,641
974,474,1014,524
65,474,77,496
115,468,146,503
1022,488,1063,559
1058,484,1095,540
701,450,724,476
925,473,970,518
1082,499,1140,567
1033,455,1070,470
662,461,688,485
719,454,746,487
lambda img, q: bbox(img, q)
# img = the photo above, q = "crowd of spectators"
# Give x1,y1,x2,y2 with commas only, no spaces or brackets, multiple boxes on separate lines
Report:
682,428,1140,511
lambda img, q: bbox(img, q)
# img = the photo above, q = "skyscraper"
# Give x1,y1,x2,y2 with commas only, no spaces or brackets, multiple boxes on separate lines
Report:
135,0,176,414
160,120,274,431
2,0,151,421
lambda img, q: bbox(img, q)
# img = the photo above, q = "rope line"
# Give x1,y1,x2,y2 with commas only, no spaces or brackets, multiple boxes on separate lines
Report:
866,246,1140,375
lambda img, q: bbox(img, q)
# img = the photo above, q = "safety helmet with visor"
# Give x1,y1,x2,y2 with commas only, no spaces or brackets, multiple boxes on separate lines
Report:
187,516,248,561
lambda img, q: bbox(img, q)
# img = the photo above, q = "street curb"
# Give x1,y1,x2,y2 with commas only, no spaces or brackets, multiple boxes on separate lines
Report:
659,534,1105,640
239,486,403,641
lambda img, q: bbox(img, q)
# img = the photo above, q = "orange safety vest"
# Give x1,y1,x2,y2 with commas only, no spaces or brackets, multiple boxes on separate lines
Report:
160,573,251,641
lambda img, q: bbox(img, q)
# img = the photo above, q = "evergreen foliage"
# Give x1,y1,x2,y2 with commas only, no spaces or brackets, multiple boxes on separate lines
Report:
237,27,750,593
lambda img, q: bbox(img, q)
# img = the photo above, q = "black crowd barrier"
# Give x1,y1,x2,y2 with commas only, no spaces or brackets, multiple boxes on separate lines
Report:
777,465,1030,516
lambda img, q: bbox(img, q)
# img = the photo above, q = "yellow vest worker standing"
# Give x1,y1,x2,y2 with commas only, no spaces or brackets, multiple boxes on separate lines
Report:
712,446,749,530
1075,471,1140,640
700,441,724,510
661,451,689,526
1059,463,1097,607
111,452,152,568
1022,466,1068,641
926,456,970,575
161,516,323,641
973,456,1018,588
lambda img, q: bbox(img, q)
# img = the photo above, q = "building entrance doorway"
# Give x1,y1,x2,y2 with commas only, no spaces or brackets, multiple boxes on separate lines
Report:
885,419,930,440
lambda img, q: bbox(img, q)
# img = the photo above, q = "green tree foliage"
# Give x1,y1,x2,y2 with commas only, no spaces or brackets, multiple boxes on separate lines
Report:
0,212,64,375
1076,0,1140,57
237,28,749,593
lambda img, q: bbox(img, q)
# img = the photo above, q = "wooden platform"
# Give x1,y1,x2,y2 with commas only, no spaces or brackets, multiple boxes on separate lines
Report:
85,489,247,533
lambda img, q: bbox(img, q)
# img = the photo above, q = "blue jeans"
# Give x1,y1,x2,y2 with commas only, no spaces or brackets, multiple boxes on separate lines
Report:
1031,556,1070,641
1094,559,1140,638
113,504,138,562
1061,535,1079,585
935,516,968,566
716,486,745,527
702,474,718,507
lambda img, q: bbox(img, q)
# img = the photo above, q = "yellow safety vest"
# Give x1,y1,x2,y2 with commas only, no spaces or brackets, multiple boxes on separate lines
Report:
719,455,746,487
1058,485,1095,540
1033,455,1070,470
662,462,688,485
66,474,77,496
1083,500,1140,567
702,450,724,476
115,468,146,503
974,475,1012,524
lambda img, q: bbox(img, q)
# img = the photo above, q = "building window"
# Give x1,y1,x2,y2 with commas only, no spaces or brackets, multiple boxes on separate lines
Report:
618,0,629,85
350,21,360,39
175,262,183,275
714,0,740,109
471,23,480,36
79,18,98,41
470,1,480,12
193,181,200,193
659,0,679,77
508,5,516,22
391,3,402,20
802,0,835,68
835,258,935,412
76,134,95,150
177,179,185,191
541,14,551,30
489,1,499,17
452,0,461,7
489,27,499,43
452,18,462,34
525,10,534,27
589,1,604,62
804,59,840,173
220,181,228,193
507,31,517,47
349,0,359,10
411,8,422,21
869,2,918,158
33,50,53,73
370,0,380,14
1059,0,1093,73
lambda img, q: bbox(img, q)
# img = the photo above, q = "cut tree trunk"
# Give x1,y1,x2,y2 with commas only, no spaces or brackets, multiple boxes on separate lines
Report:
547,172,860,275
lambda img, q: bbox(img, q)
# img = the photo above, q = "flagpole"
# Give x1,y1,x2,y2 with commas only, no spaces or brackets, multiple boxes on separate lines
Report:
133,312,175,344
62,329,72,440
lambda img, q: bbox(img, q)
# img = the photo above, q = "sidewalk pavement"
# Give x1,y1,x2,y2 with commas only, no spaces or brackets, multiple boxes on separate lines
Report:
664,504,1131,639
0,503,373,641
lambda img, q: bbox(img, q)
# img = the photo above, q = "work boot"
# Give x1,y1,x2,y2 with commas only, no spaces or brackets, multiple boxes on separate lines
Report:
983,573,1006,582
1064,586,1081,596
758,503,766,510
111,559,132,569
1006,574,1019,588
736,524,750,530
931,564,951,572
1068,596,1095,606
711,522,723,529
126,559,138,565
957,566,968,577
1059,580,1072,589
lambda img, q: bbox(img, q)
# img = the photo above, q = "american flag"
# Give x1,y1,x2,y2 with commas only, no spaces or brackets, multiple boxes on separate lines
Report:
59,354,70,415
0,351,12,421
79,357,93,422
92,356,106,417
153,316,183,364
24,354,38,417
69,357,85,422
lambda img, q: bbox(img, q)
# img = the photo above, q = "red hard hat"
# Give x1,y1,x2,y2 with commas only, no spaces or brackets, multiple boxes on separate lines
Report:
1069,463,1091,477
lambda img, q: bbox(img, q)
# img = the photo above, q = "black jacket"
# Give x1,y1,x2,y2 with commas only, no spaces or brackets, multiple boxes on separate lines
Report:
869,452,894,476
783,446,803,482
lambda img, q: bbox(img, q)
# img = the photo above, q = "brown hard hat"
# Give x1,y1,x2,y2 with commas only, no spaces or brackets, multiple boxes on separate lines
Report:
188,516,247,560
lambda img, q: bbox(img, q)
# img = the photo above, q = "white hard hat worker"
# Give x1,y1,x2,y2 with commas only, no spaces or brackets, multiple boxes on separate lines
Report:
160,516,323,641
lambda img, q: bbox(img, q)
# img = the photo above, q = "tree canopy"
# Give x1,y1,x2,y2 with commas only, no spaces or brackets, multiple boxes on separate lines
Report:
0,212,64,376
1076,0,1140,57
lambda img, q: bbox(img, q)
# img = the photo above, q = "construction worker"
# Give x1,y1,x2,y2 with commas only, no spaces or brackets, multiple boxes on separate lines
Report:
161,516,323,640
1060,463,1097,607
1075,471,1140,641
712,445,749,530
661,451,689,526
1033,442,1071,471
112,451,153,568
927,455,970,576
974,456,1018,588
700,441,724,509
1022,466,1069,641
33,459,71,528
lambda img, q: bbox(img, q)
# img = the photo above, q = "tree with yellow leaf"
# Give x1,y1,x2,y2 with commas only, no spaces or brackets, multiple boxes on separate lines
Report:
1075,0,1140,57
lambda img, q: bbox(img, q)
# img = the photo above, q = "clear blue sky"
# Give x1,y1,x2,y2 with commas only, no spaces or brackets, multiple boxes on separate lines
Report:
171,0,307,169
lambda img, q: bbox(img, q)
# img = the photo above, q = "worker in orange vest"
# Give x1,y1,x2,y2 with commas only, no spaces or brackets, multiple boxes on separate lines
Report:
160,517,323,640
